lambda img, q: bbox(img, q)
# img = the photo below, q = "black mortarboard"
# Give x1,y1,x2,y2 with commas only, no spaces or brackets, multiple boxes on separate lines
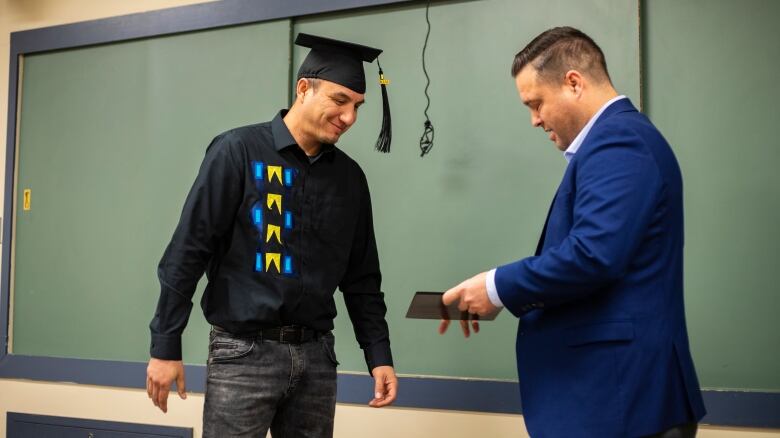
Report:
295,33,392,153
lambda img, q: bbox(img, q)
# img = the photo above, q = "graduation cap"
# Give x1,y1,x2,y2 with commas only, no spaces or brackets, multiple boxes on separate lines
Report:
295,33,392,153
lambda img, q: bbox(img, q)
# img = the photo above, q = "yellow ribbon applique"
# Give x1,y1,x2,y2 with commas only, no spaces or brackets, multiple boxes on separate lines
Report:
265,253,281,273
267,193,282,214
266,224,282,244
268,165,283,185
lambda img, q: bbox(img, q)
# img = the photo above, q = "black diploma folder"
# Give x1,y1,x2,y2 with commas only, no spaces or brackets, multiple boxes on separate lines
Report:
405,291,500,321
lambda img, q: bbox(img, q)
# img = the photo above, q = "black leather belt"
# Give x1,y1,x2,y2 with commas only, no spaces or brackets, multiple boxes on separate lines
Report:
214,325,321,344
262,326,319,344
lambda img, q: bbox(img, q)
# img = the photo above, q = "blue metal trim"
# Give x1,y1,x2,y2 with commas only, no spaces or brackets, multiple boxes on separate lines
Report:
337,373,522,414
701,390,780,429
7,412,192,437
0,45,18,367
9,0,413,55
0,355,206,390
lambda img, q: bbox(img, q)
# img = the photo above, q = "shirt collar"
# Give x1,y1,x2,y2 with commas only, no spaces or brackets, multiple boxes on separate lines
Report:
563,95,626,162
271,110,336,158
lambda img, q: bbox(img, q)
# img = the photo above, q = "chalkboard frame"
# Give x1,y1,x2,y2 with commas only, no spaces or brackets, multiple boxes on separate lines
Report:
1,0,778,427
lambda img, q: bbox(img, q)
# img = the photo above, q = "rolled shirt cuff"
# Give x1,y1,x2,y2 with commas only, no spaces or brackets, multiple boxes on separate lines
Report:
486,268,504,308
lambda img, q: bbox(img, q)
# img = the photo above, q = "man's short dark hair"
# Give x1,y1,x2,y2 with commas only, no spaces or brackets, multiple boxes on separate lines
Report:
511,26,611,84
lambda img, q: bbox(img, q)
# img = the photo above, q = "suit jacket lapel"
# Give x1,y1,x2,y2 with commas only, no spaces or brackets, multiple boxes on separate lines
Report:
534,98,638,257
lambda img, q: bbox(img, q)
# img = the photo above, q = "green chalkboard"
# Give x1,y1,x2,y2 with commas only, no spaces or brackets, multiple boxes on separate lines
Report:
12,19,292,364
11,0,641,382
644,0,780,391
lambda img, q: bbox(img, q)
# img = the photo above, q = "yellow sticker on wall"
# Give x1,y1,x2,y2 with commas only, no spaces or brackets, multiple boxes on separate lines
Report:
23,189,31,211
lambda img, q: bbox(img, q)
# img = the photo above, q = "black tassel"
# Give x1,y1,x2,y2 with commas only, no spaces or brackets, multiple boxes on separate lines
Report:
375,60,392,153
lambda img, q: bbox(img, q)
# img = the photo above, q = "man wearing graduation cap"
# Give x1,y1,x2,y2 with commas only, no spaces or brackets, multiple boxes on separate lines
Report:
146,33,397,437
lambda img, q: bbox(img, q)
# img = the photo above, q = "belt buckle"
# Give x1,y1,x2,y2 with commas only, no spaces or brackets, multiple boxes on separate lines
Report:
280,326,301,344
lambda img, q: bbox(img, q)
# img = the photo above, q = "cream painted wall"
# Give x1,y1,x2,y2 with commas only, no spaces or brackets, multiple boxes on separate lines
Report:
0,1,779,438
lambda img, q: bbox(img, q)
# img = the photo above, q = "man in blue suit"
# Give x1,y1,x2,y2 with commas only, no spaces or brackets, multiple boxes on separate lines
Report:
441,27,706,437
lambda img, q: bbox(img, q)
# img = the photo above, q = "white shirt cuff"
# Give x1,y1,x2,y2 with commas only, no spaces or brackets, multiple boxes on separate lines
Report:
485,268,504,308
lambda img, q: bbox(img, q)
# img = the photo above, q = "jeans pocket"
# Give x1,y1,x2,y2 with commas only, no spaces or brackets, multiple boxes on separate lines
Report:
209,332,255,363
321,334,340,367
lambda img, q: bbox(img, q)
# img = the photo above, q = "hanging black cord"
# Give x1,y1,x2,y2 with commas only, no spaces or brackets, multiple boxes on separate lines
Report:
419,0,434,157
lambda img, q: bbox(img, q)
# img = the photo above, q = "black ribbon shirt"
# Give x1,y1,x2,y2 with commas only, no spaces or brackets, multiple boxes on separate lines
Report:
150,111,392,372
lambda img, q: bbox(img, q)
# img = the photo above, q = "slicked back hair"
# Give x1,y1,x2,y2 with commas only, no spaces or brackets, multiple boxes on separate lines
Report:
511,27,611,85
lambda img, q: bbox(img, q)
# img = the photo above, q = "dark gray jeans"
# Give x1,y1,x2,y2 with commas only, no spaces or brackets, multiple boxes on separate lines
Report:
203,327,339,438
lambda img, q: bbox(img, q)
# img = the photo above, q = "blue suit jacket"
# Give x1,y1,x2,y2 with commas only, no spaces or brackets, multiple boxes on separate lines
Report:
494,99,706,437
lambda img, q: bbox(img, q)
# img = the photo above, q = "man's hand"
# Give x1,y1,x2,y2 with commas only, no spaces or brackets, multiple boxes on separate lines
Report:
146,358,187,413
368,365,398,408
439,271,497,337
